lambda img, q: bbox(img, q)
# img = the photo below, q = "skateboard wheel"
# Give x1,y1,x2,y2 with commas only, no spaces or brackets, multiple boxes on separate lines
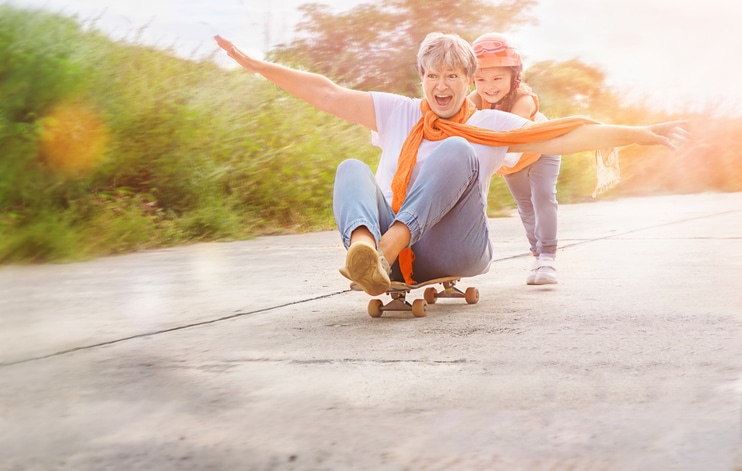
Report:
411,299,427,317
464,287,479,304
423,287,438,304
368,299,383,317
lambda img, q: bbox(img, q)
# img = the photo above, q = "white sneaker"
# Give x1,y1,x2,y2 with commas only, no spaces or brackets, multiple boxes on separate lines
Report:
527,258,558,285
526,259,540,285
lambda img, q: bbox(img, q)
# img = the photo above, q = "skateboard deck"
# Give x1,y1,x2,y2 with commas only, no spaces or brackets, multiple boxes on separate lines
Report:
352,276,479,318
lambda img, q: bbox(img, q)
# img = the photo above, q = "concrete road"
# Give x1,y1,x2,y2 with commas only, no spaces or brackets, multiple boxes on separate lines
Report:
1,192,741,471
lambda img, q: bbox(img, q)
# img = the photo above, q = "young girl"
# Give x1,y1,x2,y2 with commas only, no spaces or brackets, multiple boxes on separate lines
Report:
468,32,560,285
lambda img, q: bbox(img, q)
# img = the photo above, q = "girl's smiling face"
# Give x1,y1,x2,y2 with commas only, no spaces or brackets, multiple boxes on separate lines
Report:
473,66,514,106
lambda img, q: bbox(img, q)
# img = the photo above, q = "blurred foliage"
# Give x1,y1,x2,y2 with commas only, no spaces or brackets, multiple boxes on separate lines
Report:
613,116,742,196
519,59,626,206
525,59,621,121
1,4,740,264
518,59,742,205
0,5,378,263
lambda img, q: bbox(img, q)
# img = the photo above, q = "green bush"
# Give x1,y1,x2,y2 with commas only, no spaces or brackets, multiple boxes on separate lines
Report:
0,6,86,207
0,5,380,263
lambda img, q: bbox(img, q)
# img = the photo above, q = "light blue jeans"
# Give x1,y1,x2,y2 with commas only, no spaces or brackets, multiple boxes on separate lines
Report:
502,154,561,257
333,137,492,282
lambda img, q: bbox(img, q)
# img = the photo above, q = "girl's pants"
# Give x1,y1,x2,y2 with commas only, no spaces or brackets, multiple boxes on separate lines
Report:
502,154,561,257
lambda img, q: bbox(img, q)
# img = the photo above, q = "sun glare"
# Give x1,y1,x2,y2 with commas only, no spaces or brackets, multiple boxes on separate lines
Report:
38,101,109,174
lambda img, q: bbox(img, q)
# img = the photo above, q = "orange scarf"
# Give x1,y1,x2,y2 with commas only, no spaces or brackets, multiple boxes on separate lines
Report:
391,98,597,284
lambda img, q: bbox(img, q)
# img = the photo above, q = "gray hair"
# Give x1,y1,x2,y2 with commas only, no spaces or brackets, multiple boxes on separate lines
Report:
417,32,478,79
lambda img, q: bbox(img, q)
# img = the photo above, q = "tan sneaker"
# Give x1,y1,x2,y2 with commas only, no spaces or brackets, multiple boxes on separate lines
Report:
339,266,362,292
341,242,391,296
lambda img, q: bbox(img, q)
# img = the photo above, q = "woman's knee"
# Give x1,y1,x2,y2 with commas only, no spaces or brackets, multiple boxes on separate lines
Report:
336,158,368,175
427,137,478,172
335,159,375,186
439,136,476,157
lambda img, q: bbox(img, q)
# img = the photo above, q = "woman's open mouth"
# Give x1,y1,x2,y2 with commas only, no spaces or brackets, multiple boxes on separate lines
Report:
435,95,453,107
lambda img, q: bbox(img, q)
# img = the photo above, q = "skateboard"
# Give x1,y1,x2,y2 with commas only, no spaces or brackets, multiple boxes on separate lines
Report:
351,276,479,318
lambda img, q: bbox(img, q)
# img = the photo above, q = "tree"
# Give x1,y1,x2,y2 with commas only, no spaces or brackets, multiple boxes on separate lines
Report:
267,0,537,96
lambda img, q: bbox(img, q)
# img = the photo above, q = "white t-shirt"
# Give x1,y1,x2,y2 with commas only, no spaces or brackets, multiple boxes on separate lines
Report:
370,92,528,205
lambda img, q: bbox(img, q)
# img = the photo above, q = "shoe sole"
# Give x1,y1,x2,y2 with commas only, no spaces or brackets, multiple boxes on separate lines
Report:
533,273,558,285
345,242,390,296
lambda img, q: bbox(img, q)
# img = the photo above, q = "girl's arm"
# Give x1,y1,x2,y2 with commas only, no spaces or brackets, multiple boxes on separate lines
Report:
509,121,689,155
214,35,377,131
509,94,538,120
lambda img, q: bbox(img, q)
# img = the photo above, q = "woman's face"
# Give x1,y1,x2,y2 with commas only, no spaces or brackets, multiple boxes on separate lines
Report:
421,65,472,119
473,67,513,106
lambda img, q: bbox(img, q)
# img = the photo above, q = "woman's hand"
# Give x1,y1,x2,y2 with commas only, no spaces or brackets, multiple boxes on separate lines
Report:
212,35,377,130
641,121,690,149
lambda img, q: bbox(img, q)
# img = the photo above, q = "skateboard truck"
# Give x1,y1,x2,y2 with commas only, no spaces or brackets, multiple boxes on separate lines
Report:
366,278,479,318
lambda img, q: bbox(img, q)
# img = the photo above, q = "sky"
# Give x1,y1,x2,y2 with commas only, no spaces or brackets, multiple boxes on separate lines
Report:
5,0,742,115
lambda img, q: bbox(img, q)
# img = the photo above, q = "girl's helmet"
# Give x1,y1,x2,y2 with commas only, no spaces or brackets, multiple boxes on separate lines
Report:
471,33,522,68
